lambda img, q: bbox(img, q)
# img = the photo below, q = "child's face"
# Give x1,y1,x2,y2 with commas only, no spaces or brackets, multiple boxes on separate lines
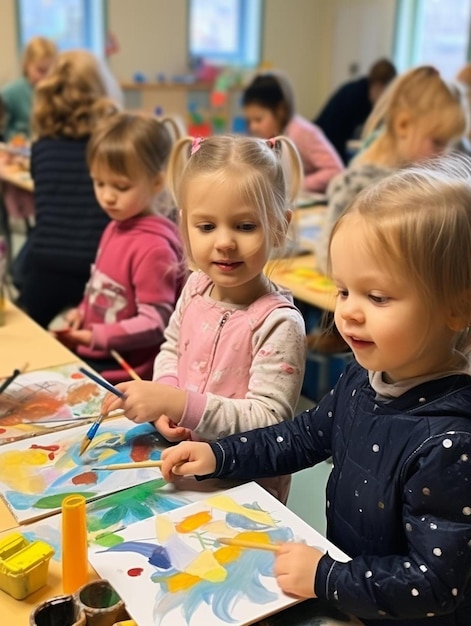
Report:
26,58,54,85
243,104,282,138
184,176,271,305
331,215,456,382
91,165,161,222
396,116,451,164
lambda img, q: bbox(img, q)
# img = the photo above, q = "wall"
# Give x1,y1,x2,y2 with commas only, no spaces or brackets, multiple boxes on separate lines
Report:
0,0,396,119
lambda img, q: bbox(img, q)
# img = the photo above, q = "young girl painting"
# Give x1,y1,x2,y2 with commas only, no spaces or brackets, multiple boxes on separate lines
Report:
55,112,185,383
102,135,307,502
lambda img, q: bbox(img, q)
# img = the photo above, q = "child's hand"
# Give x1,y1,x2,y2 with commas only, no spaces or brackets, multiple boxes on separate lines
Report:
274,543,324,598
56,328,92,348
154,414,192,442
63,308,83,330
100,381,186,425
160,442,216,481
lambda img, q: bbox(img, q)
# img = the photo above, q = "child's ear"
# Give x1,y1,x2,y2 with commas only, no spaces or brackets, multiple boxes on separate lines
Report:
446,295,471,331
273,209,293,248
153,173,165,193
393,111,412,138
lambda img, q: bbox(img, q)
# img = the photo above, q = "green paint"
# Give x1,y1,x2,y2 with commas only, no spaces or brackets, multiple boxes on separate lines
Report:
34,491,96,509
94,533,124,548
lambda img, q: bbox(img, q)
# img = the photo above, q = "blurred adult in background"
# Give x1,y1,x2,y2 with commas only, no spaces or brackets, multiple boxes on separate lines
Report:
242,72,343,193
0,36,57,141
314,58,397,164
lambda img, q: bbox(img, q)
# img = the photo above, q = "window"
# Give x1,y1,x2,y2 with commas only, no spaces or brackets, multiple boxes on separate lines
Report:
394,0,471,79
188,0,263,68
17,0,105,55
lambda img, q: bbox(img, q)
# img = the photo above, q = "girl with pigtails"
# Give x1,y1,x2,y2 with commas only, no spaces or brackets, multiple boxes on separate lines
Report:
102,134,307,502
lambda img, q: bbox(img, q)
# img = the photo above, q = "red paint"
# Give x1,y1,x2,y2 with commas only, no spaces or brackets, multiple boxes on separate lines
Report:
0,428,6,434
71,372,84,379
30,443,60,460
72,471,98,485
127,567,144,577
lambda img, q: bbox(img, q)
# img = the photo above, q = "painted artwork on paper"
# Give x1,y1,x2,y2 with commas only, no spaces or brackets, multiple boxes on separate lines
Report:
5,478,213,561
0,363,108,444
0,418,176,524
89,483,350,626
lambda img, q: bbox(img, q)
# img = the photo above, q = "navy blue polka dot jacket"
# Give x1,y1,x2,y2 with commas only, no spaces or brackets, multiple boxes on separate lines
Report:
207,362,471,625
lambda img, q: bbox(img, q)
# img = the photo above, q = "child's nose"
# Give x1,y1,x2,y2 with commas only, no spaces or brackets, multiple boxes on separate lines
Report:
339,296,364,322
215,230,236,250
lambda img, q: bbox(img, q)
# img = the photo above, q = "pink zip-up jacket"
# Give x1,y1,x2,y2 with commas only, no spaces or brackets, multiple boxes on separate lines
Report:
153,271,307,502
285,114,344,193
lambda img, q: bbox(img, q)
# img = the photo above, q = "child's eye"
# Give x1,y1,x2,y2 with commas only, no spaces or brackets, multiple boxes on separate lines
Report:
369,294,389,304
115,185,130,192
197,223,215,232
336,288,348,298
237,223,257,232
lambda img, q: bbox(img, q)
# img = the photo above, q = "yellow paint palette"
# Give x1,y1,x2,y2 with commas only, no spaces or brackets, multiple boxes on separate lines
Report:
0,532,54,599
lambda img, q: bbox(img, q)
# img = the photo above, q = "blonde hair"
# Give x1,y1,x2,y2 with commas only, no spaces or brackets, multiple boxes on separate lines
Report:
331,156,471,356
359,66,467,166
87,112,184,216
32,50,120,139
167,135,302,260
21,36,57,76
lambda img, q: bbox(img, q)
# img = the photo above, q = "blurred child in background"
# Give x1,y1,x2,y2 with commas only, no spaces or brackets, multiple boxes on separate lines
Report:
0,36,57,141
242,72,343,194
56,112,185,383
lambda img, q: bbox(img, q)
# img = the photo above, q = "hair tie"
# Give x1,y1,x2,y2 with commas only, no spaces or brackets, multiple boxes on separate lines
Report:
191,137,204,155
266,137,277,149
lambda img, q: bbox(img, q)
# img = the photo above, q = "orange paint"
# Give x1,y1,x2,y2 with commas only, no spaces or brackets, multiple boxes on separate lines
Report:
236,531,272,545
72,471,98,485
175,511,212,533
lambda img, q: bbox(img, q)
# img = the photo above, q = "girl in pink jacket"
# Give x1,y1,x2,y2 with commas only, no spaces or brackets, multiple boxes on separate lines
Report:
242,72,344,193
102,135,307,502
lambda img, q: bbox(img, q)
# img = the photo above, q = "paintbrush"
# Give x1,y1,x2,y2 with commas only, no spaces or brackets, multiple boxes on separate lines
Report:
216,537,281,552
77,368,125,456
0,362,28,395
110,349,142,381
92,460,164,471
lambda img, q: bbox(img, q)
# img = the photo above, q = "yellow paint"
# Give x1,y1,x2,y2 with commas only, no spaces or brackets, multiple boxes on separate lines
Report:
0,449,51,493
186,550,227,582
175,510,212,533
236,531,272,545
205,495,275,526
166,571,200,593
0,532,54,600
156,514,174,543
213,545,241,564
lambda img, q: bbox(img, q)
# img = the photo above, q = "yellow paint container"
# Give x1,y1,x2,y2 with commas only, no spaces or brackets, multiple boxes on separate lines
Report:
0,532,54,600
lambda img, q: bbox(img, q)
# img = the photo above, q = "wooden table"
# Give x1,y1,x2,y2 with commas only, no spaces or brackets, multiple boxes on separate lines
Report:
0,303,360,626
0,300,77,378
267,254,336,312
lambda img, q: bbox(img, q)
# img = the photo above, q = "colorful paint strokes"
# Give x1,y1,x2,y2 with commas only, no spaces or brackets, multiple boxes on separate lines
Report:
0,363,108,444
89,482,350,626
0,418,170,523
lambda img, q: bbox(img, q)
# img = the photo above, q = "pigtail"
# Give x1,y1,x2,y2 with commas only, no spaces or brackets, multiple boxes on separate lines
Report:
158,115,186,144
268,135,303,204
166,136,194,204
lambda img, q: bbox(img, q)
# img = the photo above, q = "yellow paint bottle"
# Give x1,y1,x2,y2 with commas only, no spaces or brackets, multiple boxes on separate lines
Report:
0,532,55,599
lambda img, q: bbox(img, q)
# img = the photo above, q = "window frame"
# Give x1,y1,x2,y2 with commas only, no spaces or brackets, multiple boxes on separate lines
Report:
187,0,264,69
